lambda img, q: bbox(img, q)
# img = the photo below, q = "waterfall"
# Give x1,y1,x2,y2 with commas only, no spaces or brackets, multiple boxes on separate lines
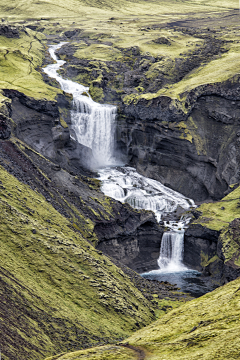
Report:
44,43,195,274
43,43,117,167
71,97,117,166
158,231,186,272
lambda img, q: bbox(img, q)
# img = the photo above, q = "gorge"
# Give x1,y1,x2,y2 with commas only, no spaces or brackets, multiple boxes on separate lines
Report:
1,1,240,359
44,42,202,294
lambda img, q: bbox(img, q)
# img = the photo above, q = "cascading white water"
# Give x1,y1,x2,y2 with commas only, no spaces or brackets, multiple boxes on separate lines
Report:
71,98,116,165
43,43,117,167
98,166,194,222
157,231,187,272
44,43,195,272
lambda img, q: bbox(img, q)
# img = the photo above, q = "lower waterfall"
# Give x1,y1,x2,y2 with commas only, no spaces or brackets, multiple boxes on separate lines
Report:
158,231,186,272
43,43,217,296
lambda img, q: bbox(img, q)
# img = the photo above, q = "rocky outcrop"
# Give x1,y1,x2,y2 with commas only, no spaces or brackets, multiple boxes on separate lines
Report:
3,89,59,117
0,24,19,38
184,218,240,285
117,81,240,202
95,211,163,272
184,224,220,271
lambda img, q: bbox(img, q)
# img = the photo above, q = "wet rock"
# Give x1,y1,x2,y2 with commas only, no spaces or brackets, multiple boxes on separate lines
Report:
96,212,163,272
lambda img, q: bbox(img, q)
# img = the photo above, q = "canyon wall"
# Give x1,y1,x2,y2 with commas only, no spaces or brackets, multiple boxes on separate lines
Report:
117,79,240,203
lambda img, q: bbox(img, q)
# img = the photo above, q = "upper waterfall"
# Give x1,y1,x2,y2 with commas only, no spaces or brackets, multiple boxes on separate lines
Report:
43,43,117,167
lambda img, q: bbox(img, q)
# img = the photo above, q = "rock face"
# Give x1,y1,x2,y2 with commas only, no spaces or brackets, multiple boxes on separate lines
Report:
0,114,11,139
117,80,240,202
3,89,94,176
184,224,220,272
96,211,163,272
184,219,240,285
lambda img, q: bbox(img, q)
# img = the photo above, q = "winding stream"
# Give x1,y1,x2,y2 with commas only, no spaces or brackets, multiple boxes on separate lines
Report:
44,43,215,297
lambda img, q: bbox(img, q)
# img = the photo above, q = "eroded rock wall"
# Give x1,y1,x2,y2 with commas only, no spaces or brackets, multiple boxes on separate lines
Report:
118,81,240,202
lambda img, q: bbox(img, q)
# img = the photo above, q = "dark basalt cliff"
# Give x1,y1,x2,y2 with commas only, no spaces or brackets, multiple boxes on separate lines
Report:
118,79,240,203
96,216,163,272
184,224,220,272
184,221,240,285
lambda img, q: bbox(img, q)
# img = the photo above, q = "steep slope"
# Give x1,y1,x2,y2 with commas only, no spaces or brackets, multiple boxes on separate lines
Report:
44,276,240,359
0,163,157,360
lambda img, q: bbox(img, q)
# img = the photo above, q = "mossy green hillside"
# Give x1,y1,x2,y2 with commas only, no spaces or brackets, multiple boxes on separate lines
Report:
191,185,240,268
45,345,138,360
0,28,61,100
46,276,240,359
193,186,240,231
0,164,155,360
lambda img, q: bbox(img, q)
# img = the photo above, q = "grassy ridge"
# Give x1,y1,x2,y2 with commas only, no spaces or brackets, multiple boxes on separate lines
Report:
193,186,240,232
190,186,240,269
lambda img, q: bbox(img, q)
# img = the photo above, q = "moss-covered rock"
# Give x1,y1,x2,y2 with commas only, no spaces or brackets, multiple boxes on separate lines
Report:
0,27,61,100
185,185,240,283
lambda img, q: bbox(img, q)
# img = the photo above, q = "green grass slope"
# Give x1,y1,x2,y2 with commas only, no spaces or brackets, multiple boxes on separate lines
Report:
0,164,155,360
191,186,240,269
45,276,240,359
0,27,60,101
